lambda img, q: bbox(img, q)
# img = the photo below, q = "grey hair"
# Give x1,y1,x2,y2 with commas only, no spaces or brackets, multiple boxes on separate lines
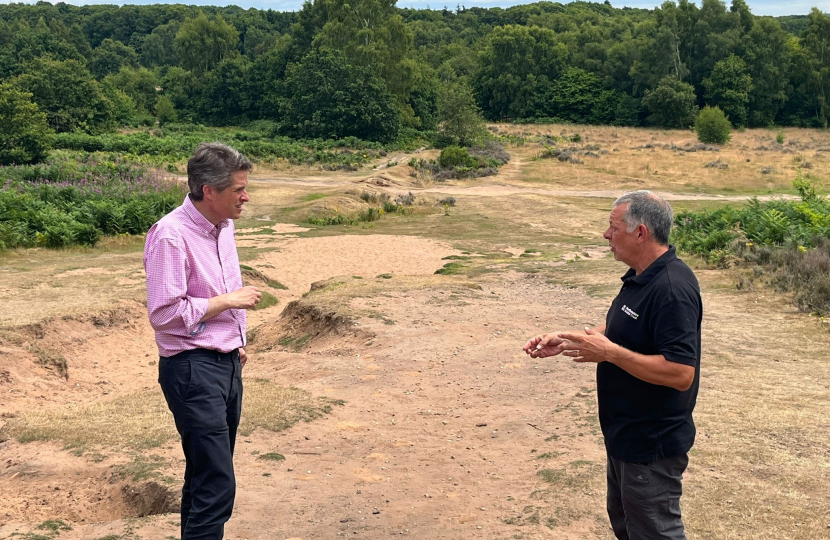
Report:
613,190,673,245
187,142,252,201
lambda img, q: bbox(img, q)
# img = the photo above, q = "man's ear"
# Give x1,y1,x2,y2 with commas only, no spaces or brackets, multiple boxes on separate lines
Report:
202,184,214,200
636,223,649,244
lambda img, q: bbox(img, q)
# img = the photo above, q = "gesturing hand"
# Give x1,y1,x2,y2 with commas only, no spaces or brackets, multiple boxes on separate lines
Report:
523,333,568,359
239,347,248,368
558,328,616,363
229,286,262,309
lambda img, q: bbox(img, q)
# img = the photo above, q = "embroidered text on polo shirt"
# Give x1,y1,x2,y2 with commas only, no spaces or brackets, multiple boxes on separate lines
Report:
621,305,639,320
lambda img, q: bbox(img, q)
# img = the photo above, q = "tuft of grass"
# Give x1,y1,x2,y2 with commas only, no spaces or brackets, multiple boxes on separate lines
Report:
258,452,285,461
37,521,71,533
367,311,395,325
300,193,328,202
536,460,603,490
435,262,466,275
28,345,69,380
253,291,278,311
376,273,393,279
277,333,314,350
112,453,168,483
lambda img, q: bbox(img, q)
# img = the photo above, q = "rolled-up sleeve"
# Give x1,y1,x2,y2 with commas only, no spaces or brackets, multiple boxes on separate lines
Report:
144,235,209,333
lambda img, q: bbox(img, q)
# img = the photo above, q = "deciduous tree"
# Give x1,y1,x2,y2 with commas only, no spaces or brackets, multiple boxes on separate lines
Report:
703,54,752,126
0,82,53,165
642,75,698,128
279,49,400,142
13,57,114,133
175,12,239,73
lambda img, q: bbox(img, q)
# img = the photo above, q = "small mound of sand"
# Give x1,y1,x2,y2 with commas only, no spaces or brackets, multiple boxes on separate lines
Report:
250,289,371,353
289,196,371,222
357,174,401,187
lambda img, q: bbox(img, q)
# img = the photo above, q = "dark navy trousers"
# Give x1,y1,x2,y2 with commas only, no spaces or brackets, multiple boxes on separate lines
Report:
159,348,243,540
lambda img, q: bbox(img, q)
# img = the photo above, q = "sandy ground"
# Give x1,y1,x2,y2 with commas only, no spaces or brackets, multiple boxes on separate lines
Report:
2,126,830,540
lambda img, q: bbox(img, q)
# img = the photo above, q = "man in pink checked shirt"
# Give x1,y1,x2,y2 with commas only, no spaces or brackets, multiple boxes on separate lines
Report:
144,142,262,540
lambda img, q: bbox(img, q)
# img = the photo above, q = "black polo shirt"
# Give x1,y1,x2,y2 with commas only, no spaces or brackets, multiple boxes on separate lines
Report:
598,246,702,463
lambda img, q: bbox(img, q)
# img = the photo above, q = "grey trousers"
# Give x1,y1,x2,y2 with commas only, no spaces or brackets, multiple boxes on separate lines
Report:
606,451,688,540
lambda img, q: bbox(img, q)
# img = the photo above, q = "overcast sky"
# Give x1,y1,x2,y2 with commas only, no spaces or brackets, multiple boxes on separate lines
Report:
20,0,825,17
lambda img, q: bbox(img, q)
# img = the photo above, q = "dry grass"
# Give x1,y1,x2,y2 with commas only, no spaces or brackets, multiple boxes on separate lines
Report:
0,380,340,449
494,124,830,195
0,235,147,326
680,285,830,540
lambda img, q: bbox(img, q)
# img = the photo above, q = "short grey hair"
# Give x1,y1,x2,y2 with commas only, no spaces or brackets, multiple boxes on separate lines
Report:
187,142,252,201
613,190,673,245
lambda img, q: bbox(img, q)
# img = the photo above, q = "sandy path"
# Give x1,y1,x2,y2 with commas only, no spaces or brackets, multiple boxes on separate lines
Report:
254,175,797,202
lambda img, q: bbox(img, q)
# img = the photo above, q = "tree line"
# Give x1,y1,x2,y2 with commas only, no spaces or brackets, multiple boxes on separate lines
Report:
1,0,829,164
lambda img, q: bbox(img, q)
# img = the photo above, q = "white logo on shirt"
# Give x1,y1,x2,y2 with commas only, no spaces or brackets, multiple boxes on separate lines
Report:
621,305,639,320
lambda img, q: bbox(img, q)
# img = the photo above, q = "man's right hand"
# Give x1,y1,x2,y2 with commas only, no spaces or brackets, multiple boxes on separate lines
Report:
228,286,262,309
523,333,568,359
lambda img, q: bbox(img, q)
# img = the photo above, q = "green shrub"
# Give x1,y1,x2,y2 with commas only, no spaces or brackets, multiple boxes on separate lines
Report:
674,177,830,317
695,106,732,145
155,96,177,126
776,130,785,145
439,146,477,169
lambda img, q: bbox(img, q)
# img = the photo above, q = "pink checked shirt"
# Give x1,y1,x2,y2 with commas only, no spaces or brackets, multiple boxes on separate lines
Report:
144,195,246,357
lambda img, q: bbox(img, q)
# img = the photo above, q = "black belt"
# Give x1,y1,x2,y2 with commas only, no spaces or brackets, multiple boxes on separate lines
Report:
167,348,239,361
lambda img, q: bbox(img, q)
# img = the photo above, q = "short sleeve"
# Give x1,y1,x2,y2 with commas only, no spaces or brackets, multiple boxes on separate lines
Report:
651,284,701,367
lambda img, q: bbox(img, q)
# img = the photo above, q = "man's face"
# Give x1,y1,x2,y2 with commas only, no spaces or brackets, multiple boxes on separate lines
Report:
603,203,639,266
210,171,249,221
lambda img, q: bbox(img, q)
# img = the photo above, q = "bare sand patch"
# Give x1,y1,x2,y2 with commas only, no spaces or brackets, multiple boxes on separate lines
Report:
254,235,460,295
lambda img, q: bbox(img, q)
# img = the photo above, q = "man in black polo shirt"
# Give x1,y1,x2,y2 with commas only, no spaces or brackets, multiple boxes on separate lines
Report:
523,190,702,540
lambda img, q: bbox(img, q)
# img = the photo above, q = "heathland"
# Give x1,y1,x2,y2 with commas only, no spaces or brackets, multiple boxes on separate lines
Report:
0,123,828,540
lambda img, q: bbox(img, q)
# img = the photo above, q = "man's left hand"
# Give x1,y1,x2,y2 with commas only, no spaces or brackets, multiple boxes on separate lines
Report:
239,347,248,368
557,328,617,363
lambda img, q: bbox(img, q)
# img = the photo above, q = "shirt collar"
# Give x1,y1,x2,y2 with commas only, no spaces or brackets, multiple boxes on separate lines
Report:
621,246,677,285
182,195,229,235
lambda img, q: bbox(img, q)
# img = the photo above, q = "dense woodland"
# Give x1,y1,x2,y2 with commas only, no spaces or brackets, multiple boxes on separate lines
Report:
1,0,829,164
